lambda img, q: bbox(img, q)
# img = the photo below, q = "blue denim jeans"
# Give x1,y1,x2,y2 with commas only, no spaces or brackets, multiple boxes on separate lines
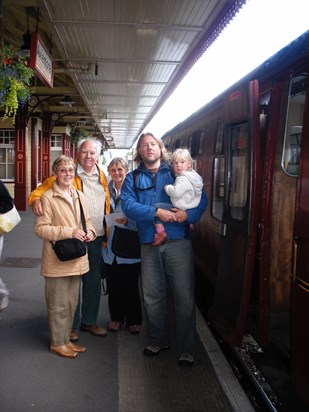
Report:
73,236,103,329
141,238,196,355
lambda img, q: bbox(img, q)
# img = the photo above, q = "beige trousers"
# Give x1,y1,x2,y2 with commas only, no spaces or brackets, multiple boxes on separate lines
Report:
45,275,80,346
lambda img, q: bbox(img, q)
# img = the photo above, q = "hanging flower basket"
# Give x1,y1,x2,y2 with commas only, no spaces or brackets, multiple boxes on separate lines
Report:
0,45,34,123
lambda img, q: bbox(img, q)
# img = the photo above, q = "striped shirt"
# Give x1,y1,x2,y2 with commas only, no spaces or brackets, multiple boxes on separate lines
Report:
77,164,106,236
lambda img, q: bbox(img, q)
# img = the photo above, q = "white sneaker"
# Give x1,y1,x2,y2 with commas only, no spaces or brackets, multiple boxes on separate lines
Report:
178,353,194,366
143,344,171,356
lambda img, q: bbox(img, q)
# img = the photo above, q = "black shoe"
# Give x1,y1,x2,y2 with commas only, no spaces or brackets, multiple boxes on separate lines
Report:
143,344,171,356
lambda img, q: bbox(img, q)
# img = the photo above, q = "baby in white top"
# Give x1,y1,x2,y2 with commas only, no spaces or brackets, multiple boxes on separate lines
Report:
153,148,203,246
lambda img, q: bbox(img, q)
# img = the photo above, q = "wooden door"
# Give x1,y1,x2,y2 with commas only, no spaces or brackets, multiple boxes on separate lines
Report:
291,73,309,407
208,80,260,346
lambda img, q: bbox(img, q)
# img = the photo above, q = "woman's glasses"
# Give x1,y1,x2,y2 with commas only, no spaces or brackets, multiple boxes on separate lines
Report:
57,167,75,174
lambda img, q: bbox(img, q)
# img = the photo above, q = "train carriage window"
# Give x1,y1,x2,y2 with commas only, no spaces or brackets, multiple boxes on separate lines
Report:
282,74,308,176
191,130,203,157
199,130,204,155
229,123,249,221
212,122,225,220
188,135,192,150
164,137,171,152
215,122,224,154
174,138,181,150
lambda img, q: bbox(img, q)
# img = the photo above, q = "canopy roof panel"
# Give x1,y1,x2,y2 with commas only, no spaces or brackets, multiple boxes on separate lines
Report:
1,0,247,148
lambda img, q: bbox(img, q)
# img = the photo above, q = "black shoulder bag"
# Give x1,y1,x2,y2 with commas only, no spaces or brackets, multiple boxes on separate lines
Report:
51,192,87,261
111,226,140,259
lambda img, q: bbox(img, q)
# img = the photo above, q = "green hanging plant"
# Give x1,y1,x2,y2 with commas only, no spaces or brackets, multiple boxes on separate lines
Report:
0,45,34,123
70,128,92,145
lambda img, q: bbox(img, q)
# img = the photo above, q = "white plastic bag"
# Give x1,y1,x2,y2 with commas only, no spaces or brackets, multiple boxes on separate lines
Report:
0,277,9,311
0,205,21,234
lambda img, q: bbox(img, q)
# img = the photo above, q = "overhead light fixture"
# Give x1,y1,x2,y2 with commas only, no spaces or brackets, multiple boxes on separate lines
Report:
77,118,87,126
16,9,31,57
16,32,31,57
105,136,113,141
59,96,75,107
21,31,31,50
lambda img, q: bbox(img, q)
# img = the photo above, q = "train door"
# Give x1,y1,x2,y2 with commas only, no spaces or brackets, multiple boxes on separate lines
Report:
290,73,309,406
208,81,260,346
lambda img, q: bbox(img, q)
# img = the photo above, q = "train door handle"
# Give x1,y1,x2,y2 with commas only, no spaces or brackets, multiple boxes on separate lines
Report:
219,222,227,236
292,237,298,283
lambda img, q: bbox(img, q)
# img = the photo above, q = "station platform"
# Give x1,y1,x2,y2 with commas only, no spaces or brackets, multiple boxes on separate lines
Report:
0,210,254,412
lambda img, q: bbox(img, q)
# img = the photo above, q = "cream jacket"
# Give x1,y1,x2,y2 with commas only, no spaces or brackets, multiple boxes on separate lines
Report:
34,183,96,277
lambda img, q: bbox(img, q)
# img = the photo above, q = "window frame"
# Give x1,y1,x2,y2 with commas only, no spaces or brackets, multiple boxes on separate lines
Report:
0,129,15,182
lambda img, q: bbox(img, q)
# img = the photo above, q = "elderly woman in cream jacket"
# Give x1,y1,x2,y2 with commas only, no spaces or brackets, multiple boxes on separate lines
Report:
35,155,96,358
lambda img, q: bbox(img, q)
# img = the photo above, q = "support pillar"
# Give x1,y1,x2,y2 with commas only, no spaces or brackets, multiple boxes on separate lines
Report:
31,117,38,191
42,116,51,180
14,106,29,210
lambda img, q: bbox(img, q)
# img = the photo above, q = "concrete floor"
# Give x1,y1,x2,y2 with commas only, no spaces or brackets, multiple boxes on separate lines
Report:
0,210,253,412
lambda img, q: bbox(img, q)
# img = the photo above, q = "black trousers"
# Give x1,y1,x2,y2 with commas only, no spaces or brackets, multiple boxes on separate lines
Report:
106,261,142,325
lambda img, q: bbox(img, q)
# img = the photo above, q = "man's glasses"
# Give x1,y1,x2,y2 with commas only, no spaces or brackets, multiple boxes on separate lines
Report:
57,167,75,174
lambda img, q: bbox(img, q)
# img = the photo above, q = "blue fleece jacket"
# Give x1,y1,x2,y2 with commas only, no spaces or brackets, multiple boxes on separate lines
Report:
121,162,207,244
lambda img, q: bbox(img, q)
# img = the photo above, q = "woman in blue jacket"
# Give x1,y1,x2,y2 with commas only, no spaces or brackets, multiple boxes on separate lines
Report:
102,158,142,334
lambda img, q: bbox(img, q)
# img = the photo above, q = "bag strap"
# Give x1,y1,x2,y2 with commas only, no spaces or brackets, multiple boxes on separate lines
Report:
133,169,139,191
50,191,86,249
76,191,86,232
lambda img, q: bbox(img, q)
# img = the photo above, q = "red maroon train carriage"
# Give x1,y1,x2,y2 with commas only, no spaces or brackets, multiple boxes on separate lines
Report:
162,31,309,409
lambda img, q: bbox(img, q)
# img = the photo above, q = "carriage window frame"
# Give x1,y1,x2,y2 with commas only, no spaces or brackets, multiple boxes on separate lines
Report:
281,74,308,177
191,130,203,157
174,138,181,151
212,122,225,221
215,122,224,155
228,122,249,222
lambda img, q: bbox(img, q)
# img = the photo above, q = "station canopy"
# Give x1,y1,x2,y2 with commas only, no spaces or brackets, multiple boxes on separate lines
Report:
1,0,247,149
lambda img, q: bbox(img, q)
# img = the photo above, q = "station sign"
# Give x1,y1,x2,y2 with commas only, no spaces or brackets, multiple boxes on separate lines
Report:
30,32,54,87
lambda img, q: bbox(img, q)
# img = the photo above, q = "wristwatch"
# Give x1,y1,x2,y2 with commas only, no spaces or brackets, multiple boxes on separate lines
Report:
154,208,159,218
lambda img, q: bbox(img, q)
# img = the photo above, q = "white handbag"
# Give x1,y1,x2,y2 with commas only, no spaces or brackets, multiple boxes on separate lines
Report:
0,205,21,234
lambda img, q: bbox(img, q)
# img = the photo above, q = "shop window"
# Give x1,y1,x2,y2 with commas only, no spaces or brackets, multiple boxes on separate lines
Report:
51,135,63,173
0,130,15,181
51,135,63,148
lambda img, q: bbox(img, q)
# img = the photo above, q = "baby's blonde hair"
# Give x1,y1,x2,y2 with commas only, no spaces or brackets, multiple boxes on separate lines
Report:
171,148,193,165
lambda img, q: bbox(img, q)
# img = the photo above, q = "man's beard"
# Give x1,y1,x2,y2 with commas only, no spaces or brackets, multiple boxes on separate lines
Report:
143,155,160,166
